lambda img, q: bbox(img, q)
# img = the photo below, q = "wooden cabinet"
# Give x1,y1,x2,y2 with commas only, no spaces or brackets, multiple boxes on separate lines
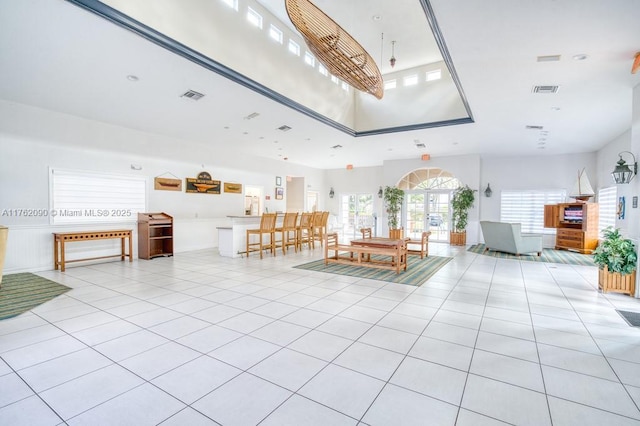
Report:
544,203,598,254
138,212,173,259
543,204,559,228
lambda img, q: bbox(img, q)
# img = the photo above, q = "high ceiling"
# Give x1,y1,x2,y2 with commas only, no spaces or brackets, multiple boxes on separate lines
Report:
0,0,638,170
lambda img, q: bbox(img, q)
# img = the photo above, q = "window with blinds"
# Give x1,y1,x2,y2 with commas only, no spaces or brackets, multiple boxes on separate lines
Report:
500,190,566,234
49,169,147,225
597,186,617,237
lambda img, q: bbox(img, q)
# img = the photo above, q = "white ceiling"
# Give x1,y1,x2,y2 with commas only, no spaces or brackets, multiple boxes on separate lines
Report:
0,0,638,170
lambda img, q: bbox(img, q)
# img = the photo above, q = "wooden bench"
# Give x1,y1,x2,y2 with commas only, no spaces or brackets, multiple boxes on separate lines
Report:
53,230,133,272
324,233,407,274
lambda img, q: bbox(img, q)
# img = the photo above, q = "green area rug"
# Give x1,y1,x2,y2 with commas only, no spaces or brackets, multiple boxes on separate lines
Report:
293,255,452,286
468,244,594,266
0,273,71,321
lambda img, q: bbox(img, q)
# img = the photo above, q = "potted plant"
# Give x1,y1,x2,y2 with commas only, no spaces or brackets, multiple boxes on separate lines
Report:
450,185,475,246
383,186,405,239
593,226,637,295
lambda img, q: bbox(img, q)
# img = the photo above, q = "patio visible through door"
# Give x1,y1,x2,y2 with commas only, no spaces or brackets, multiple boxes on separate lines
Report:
405,191,451,242
340,193,374,239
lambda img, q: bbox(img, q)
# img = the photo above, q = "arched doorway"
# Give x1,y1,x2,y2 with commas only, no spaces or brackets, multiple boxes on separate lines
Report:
398,168,463,242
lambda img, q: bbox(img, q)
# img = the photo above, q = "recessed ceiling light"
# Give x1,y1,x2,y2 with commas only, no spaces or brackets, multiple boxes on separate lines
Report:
372,15,382,21
573,54,588,61
243,132,248,135
453,142,459,145
551,106,561,111
224,126,230,130
537,146,545,149
244,112,260,120
126,75,139,82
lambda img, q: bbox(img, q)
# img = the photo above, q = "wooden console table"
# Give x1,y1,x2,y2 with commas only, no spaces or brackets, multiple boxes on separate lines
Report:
53,230,133,271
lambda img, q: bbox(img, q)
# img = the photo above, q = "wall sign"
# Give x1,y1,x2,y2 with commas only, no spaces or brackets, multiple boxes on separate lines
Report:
186,171,220,194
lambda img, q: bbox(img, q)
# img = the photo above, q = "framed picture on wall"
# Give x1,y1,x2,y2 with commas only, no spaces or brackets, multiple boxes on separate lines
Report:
275,176,282,187
275,187,284,200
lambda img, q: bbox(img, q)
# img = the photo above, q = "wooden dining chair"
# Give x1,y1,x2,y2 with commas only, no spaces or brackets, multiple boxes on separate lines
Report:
246,213,277,259
359,227,372,239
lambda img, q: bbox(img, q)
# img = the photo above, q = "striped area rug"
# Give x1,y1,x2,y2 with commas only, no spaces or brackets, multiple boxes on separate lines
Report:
293,255,452,286
0,273,70,321
467,244,594,266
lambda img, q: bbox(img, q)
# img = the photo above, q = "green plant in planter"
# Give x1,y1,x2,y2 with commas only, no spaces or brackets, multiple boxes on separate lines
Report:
451,185,475,233
593,227,637,275
383,186,405,229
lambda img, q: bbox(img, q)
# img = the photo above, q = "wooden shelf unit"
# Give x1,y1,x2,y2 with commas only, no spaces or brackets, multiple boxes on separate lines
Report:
544,203,599,254
138,212,173,259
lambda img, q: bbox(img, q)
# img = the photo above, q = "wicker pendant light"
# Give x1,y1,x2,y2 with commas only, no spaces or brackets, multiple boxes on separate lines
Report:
285,0,384,99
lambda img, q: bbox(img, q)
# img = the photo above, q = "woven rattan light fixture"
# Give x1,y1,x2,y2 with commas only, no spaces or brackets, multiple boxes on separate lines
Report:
285,0,384,99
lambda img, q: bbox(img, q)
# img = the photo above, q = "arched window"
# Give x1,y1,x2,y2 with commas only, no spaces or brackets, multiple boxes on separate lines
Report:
397,168,462,190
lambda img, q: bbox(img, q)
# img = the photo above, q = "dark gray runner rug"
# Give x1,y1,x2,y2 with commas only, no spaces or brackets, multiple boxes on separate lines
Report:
616,310,640,327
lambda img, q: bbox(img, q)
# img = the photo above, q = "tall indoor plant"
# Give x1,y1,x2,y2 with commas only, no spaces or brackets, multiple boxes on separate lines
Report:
450,185,475,246
593,226,637,295
383,186,405,239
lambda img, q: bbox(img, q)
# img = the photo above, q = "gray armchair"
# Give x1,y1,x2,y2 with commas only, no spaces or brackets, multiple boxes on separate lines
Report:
480,221,542,256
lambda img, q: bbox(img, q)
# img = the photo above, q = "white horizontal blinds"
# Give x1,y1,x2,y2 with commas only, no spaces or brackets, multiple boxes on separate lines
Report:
500,190,566,234
597,186,617,237
50,169,146,225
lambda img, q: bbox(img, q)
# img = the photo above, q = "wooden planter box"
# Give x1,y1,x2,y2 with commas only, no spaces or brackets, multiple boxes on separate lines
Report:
598,266,636,296
450,231,466,246
389,228,404,240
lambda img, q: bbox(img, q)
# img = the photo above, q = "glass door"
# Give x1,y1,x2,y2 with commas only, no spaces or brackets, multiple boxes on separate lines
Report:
340,193,374,239
405,190,451,242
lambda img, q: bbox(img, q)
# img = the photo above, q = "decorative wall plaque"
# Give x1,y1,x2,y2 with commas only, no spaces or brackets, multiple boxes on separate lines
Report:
154,177,182,191
224,182,242,194
186,171,220,194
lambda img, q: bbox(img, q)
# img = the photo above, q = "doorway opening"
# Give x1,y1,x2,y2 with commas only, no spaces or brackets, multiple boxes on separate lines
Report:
398,168,463,242
340,193,375,239
244,185,263,216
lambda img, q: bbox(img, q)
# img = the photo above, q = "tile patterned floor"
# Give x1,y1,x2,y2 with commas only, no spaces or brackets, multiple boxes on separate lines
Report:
1,244,640,425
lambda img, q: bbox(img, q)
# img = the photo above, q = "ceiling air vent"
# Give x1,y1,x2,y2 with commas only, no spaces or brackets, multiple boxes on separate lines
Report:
244,112,260,120
536,55,561,62
532,85,559,94
415,143,426,148
277,125,292,132
525,125,544,130
180,90,205,100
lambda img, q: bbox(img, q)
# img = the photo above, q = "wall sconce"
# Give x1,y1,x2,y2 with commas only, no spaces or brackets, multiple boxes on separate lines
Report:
611,151,638,184
329,187,335,198
484,183,492,197
346,164,354,170
378,186,383,198
421,154,431,161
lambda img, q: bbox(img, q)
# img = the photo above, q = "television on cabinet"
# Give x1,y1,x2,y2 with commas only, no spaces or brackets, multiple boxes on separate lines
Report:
563,206,583,223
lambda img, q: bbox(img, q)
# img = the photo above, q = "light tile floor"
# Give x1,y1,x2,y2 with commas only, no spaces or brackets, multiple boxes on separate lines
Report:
1,244,640,425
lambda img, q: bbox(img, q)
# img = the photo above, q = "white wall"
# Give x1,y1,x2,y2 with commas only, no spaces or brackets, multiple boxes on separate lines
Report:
0,101,325,273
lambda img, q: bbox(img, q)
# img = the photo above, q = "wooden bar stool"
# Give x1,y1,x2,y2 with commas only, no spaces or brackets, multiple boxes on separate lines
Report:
275,212,299,254
313,211,330,247
246,213,277,259
297,212,314,250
